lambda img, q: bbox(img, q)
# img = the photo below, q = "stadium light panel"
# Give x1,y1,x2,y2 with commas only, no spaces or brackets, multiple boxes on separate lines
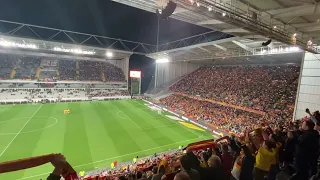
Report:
106,51,113,58
0,39,38,49
53,47,95,55
156,58,169,63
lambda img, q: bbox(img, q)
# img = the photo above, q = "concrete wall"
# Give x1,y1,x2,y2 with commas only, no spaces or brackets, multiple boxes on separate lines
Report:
106,58,129,81
155,62,200,88
294,52,320,120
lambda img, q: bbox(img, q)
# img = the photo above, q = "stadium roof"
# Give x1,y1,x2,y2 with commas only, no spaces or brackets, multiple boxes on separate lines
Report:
0,0,318,62
190,52,304,65
113,0,320,43
113,0,320,61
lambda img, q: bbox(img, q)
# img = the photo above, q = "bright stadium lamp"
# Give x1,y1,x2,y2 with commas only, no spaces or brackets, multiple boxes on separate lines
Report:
106,51,113,58
156,58,169,63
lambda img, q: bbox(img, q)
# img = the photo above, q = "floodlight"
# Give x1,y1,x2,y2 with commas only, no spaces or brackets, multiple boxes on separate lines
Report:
156,58,169,63
106,51,113,58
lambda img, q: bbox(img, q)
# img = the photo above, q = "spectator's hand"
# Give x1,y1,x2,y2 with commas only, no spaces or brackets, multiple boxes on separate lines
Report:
306,108,311,114
51,153,66,168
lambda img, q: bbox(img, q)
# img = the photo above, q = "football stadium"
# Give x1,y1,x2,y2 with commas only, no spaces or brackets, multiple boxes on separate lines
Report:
1,0,320,180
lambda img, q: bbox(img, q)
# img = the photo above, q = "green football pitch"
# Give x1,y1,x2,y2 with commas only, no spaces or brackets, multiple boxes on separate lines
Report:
0,100,214,180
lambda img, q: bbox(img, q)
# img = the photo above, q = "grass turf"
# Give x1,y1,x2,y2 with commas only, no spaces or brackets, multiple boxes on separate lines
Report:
0,100,214,180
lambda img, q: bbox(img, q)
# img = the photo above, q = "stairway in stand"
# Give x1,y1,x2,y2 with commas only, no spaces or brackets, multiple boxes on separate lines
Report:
76,61,80,80
10,68,16,79
101,72,105,82
35,67,41,79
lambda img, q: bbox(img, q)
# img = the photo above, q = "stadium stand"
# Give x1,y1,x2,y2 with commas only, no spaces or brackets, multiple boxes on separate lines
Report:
79,61,103,81
102,62,126,82
0,89,129,102
59,60,77,81
14,57,40,79
0,55,15,79
158,65,299,135
159,94,263,135
0,54,126,83
169,65,300,112
88,89,130,97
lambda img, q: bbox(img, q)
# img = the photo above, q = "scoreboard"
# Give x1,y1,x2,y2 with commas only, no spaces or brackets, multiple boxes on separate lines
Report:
130,71,141,95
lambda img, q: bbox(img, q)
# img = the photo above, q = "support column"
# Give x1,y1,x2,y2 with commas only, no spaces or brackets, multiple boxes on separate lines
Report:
294,51,320,120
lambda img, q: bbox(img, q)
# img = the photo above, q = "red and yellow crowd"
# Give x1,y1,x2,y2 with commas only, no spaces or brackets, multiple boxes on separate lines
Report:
160,94,263,135
169,66,299,112
160,65,299,135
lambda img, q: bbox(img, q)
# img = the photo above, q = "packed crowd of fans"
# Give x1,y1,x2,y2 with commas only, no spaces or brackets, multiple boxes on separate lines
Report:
15,57,40,79
0,54,126,82
102,63,126,82
160,94,264,134
169,65,300,111
88,89,130,97
0,88,130,101
0,55,16,79
78,61,125,82
59,60,77,81
79,61,103,81
161,65,299,135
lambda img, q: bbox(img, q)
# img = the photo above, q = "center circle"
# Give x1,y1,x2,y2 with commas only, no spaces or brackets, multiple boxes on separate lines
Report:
0,117,58,136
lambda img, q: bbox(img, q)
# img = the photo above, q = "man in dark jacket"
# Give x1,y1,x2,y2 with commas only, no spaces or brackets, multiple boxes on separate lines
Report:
293,120,319,180
239,145,255,180
204,155,227,180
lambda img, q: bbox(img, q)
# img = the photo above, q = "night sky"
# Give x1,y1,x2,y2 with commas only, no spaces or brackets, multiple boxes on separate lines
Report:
0,0,212,92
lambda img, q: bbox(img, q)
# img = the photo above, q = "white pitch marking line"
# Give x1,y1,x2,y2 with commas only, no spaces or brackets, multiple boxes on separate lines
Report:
0,104,43,157
111,104,142,130
0,117,58,136
132,100,203,137
141,123,177,130
16,137,203,180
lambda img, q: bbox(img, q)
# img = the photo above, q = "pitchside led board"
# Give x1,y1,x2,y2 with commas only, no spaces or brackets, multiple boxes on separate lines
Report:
130,71,141,95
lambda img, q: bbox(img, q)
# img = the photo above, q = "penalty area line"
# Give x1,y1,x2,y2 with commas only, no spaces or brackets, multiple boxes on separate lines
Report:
111,104,143,130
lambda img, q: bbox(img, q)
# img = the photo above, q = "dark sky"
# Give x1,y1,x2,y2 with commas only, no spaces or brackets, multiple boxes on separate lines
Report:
0,0,211,45
0,0,215,93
